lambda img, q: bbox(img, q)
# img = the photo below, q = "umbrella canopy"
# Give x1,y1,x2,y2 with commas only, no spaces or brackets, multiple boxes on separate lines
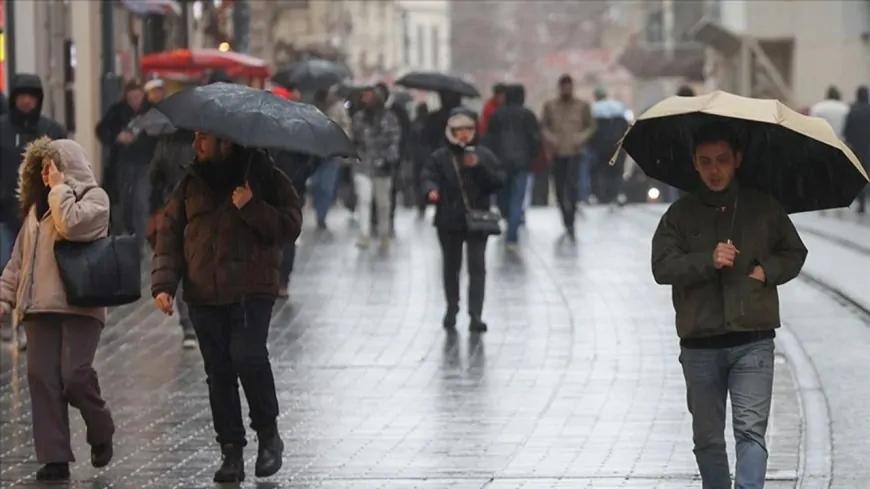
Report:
618,90,868,213
272,59,352,92
129,108,176,136
395,71,480,98
155,83,356,159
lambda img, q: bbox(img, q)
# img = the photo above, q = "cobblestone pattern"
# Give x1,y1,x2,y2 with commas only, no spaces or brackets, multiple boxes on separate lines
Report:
0,207,804,488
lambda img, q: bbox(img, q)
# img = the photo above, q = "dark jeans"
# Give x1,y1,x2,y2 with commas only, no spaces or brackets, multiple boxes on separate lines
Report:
551,156,579,229
437,229,487,319
189,296,279,446
680,338,774,489
113,163,150,247
857,187,867,213
498,172,530,243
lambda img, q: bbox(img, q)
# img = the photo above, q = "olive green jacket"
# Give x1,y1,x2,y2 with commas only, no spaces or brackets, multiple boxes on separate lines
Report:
651,182,807,339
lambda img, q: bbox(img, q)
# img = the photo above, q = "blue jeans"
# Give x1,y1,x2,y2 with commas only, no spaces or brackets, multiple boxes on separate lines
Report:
310,158,340,224
680,338,775,489
500,172,529,243
0,221,16,272
577,150,594,203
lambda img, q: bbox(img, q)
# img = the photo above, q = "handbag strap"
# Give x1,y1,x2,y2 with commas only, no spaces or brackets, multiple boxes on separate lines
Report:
449,154,471,211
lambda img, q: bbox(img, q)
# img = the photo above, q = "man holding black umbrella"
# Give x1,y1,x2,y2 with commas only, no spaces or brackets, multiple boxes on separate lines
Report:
151,135,302,482
651,121,807,488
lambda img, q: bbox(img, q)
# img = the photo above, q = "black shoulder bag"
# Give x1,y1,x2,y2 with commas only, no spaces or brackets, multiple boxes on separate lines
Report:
450,155,502,236
54,187,142,308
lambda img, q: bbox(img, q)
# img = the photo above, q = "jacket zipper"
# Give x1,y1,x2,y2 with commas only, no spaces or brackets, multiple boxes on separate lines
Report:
22,214,48,314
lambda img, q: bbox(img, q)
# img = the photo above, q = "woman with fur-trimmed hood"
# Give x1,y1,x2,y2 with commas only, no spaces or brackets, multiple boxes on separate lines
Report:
0,137,115,481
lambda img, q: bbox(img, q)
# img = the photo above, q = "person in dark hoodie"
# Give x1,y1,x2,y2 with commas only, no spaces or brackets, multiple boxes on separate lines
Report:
0,73,67,345
484,83,542,250
95,80,153,246
423,108,504,332
844,85,870,214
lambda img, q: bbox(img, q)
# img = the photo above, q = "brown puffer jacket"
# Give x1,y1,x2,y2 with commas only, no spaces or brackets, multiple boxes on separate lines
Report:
150,150,302,305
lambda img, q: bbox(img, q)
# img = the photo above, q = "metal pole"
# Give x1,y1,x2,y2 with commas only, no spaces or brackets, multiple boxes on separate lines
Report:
231,0,250,53
5,0,17,79
100,0,115,116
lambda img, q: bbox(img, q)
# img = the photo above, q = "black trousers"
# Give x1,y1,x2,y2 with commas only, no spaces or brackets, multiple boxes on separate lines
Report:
437,229,487,318
551,157,579,229
189,296,279,446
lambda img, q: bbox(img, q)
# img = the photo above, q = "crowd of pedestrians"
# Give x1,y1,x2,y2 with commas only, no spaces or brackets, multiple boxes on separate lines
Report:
0,66,866,489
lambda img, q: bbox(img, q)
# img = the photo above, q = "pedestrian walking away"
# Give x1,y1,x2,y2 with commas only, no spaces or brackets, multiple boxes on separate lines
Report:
151,133,302,483
423,108,504,332
651,121,807,488
0,137,115,482
484,83,542,249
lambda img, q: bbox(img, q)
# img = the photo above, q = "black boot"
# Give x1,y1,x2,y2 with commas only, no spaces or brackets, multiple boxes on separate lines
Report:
469,316,488,333
36,463,70,481
443,310,457,330
91,440,113,468
254,431,284,478
214,444,245,483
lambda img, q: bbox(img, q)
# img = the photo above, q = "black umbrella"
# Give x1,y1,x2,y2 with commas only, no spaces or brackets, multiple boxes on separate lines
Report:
155,83,356,159
396,71,480,98
272,59,352,92
129,108,176,136
619,91,868,213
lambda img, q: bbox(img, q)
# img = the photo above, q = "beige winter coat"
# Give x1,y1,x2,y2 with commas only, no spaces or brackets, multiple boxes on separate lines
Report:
0,137,110,324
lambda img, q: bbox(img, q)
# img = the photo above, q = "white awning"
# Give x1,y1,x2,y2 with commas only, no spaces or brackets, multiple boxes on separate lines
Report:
120,0,182,16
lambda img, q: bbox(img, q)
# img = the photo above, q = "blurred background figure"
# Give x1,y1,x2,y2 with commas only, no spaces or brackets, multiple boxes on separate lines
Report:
95,79,152,248
844,85,870,214
312,85,351,229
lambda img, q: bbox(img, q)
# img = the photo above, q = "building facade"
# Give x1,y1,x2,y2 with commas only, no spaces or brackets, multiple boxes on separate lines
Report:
396,0,450,73
696,0,870,107
249,0,446,83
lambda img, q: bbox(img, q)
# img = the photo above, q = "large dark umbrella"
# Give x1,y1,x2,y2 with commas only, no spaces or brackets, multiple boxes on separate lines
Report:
272,59,351,92
618,90,868,213
155,82,356,159
396,71,480,98
129,108,176,136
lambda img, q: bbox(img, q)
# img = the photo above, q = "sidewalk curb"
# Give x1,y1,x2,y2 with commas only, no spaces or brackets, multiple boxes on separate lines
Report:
776,325,834,489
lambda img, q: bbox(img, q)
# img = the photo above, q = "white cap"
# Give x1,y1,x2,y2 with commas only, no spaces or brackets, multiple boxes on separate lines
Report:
144,79,165,92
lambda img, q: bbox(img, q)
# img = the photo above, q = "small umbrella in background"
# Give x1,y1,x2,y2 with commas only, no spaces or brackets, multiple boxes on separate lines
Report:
616,90,868,213
129,108,176,136
156,83,356,159
272,59,352,92
396,71,480,98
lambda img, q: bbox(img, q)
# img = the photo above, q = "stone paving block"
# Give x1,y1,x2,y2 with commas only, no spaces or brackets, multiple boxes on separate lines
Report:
0,207,804,488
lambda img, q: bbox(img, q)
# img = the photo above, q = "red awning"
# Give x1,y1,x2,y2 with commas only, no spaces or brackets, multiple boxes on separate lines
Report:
140,49,271,79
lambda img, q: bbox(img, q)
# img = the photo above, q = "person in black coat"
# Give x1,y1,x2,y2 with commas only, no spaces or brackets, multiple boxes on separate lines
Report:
0,74,67,267
483,83,541,247
422,108,504,332
844,85,870,214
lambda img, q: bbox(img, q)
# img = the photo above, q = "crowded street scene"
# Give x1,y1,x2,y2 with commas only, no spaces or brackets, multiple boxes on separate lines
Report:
1,0,869,488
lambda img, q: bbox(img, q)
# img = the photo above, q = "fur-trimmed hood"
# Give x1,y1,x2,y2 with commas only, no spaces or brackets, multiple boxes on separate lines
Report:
18,137,98,218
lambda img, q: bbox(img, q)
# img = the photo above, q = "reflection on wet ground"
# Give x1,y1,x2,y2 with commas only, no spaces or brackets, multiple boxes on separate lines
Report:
1,208,801,488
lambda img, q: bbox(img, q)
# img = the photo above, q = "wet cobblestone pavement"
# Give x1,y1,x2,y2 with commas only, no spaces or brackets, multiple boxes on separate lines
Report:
0,205,827,488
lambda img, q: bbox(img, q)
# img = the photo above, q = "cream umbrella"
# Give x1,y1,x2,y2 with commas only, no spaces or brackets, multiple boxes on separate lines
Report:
616,90,868,213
